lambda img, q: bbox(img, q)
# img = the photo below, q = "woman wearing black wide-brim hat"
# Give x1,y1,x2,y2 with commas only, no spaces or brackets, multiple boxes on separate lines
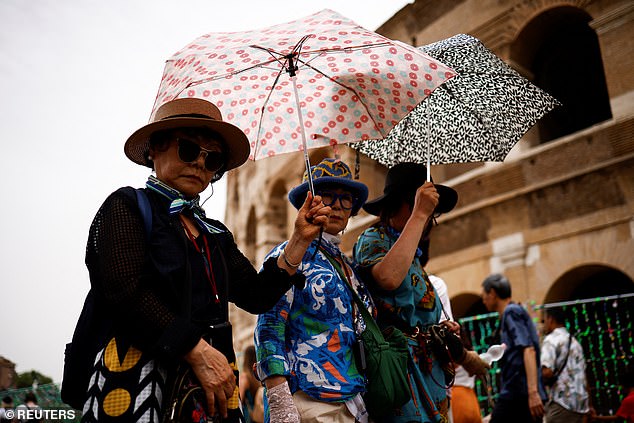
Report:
65,98,331,423
354,162,489,422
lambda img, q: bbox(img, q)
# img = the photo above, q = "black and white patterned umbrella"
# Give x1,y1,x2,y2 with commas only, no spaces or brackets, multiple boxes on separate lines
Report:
352,34,559,169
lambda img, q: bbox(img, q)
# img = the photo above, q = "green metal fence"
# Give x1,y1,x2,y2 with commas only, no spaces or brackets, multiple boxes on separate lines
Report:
458,293,634,417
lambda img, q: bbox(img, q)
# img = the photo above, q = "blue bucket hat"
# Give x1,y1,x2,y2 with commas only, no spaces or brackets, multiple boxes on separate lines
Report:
288,158,368,214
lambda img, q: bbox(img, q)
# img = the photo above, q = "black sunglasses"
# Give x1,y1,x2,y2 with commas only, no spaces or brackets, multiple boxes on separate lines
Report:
177,138,225,173
317,190,356,210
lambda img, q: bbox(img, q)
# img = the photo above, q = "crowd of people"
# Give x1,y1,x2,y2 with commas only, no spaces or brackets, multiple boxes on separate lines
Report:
61,96,633,423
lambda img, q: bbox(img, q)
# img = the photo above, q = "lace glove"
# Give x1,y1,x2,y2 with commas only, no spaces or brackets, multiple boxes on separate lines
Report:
266,381,300,423
460,350,491,377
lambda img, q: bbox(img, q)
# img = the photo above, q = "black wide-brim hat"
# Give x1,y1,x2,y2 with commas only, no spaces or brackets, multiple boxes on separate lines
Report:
363,162,458,216
124,98,250,172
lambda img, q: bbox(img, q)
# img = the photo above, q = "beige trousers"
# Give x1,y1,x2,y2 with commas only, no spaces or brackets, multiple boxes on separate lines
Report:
293,390,357,423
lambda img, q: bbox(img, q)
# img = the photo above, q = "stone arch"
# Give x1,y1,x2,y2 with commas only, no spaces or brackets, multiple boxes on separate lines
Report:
510,5,612,143
542,264,633,304
308,147,332,168
232,178,240,209
244,206,256,265
451,292,488,320
266,179,289,245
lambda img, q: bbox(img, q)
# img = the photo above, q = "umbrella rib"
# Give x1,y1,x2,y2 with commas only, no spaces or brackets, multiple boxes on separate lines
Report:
296,57,387,138
181,41,394,88
184,36,315,89
438,83,487,127
252,66,286,159
250,34,312,75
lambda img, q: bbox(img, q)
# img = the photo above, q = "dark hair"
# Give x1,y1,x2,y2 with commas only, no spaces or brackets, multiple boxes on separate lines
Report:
147,127,227,183
23,392,37,403
544,307,566,324
482,273,512,299
2,396,12,405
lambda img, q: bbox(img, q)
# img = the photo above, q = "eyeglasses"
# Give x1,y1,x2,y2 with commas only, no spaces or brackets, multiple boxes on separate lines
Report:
177,138,225,173
317,191,356,210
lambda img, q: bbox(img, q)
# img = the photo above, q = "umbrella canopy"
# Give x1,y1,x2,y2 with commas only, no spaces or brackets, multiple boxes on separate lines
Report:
151,9,455,163
352,34,560,168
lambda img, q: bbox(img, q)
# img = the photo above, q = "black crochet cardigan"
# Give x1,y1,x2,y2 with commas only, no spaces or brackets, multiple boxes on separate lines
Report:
84,186,304,361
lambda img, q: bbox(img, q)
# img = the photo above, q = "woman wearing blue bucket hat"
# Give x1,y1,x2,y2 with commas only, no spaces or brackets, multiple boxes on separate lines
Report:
255,158,374,423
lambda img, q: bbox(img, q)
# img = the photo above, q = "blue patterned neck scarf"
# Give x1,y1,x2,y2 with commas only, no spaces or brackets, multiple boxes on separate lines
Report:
320,232,343,259
385,224,423,258
145,175,225,234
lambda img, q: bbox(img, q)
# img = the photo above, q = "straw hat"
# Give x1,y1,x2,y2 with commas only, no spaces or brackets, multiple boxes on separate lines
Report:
124,98,250,171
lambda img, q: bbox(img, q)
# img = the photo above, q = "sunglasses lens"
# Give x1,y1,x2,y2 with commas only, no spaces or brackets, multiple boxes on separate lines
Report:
317,191,354,210
177,139,224,173
204,152,224,173
177,139,201,162
339,194,354,209
319,192,334,206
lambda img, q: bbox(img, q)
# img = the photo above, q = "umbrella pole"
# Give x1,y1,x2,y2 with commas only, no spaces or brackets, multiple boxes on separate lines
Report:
291,75,314,195
427,139,431,182
287,55,322,256
426,102,431,182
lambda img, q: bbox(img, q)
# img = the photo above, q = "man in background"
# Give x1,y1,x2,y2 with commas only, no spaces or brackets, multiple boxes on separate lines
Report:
540,307,589,422
481,273,546,422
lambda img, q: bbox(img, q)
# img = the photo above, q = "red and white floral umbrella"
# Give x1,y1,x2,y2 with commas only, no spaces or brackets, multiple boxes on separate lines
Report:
152,9,454,189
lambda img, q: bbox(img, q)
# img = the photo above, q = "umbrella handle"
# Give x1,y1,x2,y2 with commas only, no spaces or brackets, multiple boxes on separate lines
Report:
427,148,431,182
291,75,314,195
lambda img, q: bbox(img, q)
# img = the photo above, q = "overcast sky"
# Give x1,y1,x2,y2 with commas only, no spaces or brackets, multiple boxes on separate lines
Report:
0,0,411,384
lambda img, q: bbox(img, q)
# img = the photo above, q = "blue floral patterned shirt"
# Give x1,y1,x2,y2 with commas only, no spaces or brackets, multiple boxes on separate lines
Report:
254,234,374,403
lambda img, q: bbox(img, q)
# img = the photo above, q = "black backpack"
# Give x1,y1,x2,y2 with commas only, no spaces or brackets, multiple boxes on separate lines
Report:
61,189,151,409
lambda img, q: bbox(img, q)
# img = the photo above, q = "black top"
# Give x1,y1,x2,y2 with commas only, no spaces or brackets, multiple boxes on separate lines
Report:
85,187,304,362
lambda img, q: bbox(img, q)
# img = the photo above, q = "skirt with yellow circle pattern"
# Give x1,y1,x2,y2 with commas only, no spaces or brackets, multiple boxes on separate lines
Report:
79,337,243,422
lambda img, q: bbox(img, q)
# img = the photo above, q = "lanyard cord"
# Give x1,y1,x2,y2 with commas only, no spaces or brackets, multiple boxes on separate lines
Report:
180,215,220,303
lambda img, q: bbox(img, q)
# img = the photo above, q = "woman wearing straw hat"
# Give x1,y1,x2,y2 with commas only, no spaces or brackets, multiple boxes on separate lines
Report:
354,163,489,423
254,158,374,423
74,98,330,422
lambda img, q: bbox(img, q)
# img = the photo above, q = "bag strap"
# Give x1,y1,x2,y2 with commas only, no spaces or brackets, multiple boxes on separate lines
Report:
319,247,383,342
135,188,152,238
320,248,380,334
552,330,573,380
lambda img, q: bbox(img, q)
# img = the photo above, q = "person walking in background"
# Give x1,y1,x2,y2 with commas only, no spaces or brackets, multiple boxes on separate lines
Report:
14,392,40,423
590,366,634,422
540,307,590,422
354,163,489,422
240,345,264,423
255,158,373,423
0,396,16,423
480,274,546,422
71,97,330,422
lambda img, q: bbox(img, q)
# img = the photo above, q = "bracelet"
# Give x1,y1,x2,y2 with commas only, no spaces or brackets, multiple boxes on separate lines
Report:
281,247,301,269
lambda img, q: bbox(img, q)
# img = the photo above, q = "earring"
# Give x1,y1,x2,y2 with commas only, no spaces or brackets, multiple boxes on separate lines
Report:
148,155,153,161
